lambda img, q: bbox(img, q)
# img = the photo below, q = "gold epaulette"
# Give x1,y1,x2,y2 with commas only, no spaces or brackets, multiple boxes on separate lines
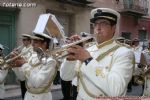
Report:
115,40,131,49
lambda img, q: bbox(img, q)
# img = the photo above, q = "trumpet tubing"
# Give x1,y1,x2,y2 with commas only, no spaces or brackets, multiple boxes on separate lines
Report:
51,36,94,59
134,64,150,85
0,47,32,70
144,66,150,76
4,45,24,60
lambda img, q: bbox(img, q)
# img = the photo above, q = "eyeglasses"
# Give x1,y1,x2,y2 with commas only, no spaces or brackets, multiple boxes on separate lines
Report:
22,39,30,41
93,21,111,27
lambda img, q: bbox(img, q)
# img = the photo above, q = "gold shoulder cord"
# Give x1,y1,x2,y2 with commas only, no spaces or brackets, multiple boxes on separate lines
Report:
29,60,41,68
96,45,120,61
78,44,120,98
26,61,58,94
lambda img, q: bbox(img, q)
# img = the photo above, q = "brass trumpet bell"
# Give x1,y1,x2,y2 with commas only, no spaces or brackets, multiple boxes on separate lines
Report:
133,75,145,85
50,36,94,60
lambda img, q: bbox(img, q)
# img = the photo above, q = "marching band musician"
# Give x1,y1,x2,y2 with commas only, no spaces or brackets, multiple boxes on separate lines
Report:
71,32,94,100
12,34,33,99
60,37,74,100
125,39,132,46
142,42,150,97
0,44,8,100
116,36,125,44
142,42,150,65
60,8,134,99
131,39,145,86
12,33,57,100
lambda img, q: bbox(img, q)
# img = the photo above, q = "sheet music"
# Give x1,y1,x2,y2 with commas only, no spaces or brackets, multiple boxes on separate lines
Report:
33,14,49,34
33,13,66,41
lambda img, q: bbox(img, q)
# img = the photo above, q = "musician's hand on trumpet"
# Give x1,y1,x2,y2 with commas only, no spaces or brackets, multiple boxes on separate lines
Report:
4,49,26,68
69,34,81,42
67,45,92,62
66,35,92,62
11,56,27,68
50,33,94,60
9,50,19,58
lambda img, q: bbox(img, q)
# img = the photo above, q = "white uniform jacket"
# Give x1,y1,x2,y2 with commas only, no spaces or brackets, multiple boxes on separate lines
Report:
60,39,134,100
144,77,150,97
0,68,8,99
13,45,33,81
131,45,143,64
21,52,57,100
132,45,143,76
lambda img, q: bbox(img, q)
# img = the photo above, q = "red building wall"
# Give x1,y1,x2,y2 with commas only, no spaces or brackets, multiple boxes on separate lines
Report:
120,14,150,40
120,15,139,39
138,20,150,40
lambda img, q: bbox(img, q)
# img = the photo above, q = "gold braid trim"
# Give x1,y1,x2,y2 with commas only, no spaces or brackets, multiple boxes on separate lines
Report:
26,64,58,94
96,39,114,49
96,45,120,61
78,44,121,98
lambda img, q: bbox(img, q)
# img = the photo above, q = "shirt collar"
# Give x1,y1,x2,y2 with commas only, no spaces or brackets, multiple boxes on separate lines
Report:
96,39,114,49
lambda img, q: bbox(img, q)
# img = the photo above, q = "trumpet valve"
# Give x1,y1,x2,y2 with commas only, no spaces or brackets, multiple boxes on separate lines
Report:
0,57,5,66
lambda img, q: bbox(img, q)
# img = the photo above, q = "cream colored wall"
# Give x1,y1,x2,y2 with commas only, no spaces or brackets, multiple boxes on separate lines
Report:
91,0,119,10
74,8,91,34
16,4,45,45
15,0,94,45
43,1,92,35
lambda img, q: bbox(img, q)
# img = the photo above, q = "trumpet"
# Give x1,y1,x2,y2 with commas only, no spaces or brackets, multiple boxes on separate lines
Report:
0,46,32,70
4,45,24,60
31,34,94,62
50,36,94,60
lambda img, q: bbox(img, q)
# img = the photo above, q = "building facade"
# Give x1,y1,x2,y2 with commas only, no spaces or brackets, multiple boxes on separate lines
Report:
0,0,94,84
0,0,149,84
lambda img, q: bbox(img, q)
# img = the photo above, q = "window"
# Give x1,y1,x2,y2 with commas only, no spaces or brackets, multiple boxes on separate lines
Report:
138,30,147,41
121,32,131,39
123,0,133,8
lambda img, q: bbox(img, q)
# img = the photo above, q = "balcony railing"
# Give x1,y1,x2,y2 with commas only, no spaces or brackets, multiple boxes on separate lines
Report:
56,0,94,6
119,0,148,16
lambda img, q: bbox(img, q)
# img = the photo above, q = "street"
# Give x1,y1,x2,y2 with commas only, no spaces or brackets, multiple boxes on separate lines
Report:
4,84,144,100
4,85,63,100
5,90,63,100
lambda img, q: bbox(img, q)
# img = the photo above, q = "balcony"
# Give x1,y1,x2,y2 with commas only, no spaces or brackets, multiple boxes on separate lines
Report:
119,0,148,17
56,0,94,6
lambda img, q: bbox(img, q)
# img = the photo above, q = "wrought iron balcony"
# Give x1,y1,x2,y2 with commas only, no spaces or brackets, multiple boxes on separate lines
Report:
119,0,148,16
56,0,94,6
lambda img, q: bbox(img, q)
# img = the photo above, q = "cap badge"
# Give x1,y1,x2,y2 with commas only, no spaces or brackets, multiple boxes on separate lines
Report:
97,9,102,14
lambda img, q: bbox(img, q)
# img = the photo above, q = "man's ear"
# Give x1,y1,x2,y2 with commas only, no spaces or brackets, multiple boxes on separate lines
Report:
112,25,116,36
43,41,47,46
112,25,116,30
